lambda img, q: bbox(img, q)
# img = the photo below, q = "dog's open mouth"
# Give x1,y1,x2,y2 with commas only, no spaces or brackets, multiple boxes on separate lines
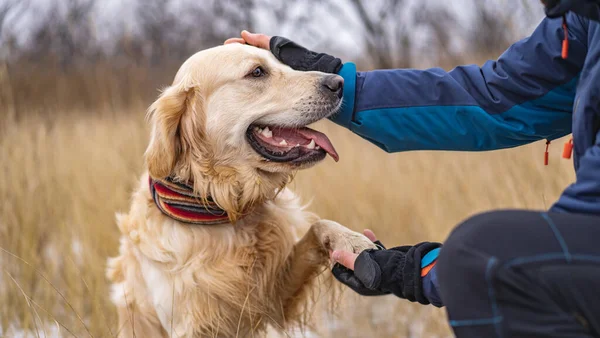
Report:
246,125,339,164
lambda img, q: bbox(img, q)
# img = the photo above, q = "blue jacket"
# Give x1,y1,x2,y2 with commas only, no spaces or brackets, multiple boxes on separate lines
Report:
333,11,600,216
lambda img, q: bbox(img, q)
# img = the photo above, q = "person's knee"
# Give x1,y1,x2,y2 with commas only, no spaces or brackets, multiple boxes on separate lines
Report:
443,209,534,251
436,211,518,307
452,210,523,240
437,210,525,283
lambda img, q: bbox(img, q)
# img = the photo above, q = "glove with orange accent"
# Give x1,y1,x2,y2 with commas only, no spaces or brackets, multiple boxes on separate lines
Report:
332,241,442,305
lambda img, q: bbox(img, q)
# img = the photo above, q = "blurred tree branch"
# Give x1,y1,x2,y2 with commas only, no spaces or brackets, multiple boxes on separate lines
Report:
325,0,412,68
468,0,515,57
25,0,97,66
0,0,29,59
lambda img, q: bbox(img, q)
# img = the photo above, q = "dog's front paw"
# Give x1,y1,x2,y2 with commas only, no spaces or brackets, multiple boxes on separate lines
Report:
311,220,377,255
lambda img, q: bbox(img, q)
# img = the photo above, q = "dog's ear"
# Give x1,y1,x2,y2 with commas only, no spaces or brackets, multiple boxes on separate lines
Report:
145,81,192,179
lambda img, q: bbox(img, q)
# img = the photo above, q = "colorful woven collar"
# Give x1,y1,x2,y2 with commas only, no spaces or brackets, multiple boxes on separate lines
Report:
149,176,230,225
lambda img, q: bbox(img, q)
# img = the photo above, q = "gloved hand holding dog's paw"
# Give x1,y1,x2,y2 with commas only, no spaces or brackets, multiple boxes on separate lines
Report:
225,31,342,74
331,230,442,305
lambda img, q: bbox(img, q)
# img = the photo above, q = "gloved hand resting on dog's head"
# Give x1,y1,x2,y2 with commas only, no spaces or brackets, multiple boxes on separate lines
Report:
225,31,342,74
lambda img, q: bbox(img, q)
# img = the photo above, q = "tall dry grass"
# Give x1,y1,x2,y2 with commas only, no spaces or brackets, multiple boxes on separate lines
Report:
0,61,576,337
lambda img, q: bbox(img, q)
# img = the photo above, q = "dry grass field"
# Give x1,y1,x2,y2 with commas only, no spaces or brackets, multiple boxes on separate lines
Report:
0,64,576,337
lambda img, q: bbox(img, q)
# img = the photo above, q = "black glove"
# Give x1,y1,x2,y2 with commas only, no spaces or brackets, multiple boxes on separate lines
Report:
269,36,342,74
332,239,388,296
332,241,442,305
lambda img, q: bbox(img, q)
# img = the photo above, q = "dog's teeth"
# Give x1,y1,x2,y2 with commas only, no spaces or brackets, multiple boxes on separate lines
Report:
306,139,315,149
279,140,288,146
315,146,321,150
254,126,259,132
261,127,272,138
295,144,300,147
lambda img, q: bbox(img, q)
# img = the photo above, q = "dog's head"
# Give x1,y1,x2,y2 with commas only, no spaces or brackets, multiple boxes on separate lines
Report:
145,44,342,215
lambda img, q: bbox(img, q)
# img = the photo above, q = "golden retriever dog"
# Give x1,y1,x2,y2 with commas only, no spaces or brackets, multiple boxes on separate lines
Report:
106,43,376,337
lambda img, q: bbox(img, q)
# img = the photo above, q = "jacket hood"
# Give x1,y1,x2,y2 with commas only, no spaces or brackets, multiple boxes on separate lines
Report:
543,0,600,21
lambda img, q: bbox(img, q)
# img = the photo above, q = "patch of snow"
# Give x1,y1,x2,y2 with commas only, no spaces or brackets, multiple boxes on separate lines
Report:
3,322,61,338
71,236,83,265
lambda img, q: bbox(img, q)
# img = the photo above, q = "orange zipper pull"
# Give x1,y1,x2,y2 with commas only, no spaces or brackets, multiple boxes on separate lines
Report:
562,15,569,59
562,138,573,159
544,140,551,165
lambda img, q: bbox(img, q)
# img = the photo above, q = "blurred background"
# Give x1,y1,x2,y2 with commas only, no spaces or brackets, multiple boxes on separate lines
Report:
0,0,576,337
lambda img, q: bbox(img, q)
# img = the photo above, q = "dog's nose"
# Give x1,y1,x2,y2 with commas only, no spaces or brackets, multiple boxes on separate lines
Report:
322,75,344,98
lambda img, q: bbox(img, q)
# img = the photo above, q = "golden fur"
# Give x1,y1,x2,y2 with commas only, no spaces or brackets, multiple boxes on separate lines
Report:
106,44,375,337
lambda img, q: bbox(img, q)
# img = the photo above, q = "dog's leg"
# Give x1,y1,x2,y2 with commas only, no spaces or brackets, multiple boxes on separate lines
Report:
115,303,167,338
108,241,168,338
275,220,376,327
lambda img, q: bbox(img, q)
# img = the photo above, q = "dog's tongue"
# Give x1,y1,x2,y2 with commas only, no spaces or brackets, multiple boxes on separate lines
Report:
267,127,339,162
297,128,339,162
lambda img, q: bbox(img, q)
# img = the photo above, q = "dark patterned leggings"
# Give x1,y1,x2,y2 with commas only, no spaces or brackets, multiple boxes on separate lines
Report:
437,210,600,338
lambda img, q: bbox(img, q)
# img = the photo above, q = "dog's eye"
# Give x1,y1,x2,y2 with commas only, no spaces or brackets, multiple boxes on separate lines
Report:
250,67,265,78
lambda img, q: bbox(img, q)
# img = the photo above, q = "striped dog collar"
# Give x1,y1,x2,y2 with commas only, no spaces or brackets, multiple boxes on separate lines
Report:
149,176,231,225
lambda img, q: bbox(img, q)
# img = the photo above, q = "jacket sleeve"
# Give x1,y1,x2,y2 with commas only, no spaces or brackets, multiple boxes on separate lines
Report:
332,13,587,153
420,248,443,307
422,265,442,307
